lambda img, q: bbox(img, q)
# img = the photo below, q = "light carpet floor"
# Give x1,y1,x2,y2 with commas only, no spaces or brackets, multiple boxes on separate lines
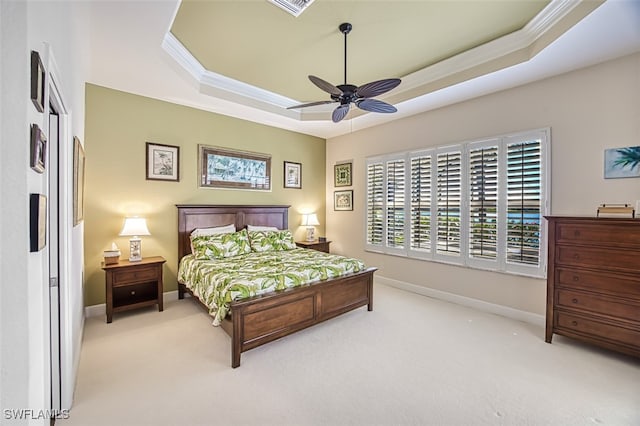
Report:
64,282,640,426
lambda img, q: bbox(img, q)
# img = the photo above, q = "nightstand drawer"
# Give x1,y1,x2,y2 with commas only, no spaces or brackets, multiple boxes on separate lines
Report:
113,266,158,286
112,282,157,308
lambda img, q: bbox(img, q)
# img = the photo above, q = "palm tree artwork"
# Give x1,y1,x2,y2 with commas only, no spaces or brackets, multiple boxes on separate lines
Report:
604,146,640,178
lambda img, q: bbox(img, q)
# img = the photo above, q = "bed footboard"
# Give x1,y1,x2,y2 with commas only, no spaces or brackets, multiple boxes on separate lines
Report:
220,267,376,368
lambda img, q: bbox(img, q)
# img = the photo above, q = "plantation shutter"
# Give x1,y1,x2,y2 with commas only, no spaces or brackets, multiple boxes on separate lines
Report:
436,151,461,256
506,139,542,266
410,155,431,251
386,159,405,248
366,162,384,246
468,146,499,260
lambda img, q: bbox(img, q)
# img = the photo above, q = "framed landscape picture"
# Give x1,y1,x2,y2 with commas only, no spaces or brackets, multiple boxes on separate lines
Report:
146,142,179,181
199,145,271,190
334,162,352,187
334,190,353,211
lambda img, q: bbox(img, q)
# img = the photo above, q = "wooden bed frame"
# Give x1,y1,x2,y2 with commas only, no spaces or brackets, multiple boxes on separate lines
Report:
176,204,376,368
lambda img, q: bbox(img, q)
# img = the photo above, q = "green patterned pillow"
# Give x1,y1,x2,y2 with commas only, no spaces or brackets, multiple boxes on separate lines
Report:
191,229,251,260
249,230,297,252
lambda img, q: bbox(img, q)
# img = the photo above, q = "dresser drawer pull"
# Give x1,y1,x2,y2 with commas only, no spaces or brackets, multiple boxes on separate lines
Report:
572,275,580,281
573,253,580,260
571,320,578,326
574,230,580,237
572,298,578,304
131,291,136,296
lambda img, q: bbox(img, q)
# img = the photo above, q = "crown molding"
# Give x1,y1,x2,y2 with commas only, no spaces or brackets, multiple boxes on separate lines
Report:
161,0,601,123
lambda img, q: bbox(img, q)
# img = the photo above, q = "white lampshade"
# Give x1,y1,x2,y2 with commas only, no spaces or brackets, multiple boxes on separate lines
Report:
119,217,151,237
301,213,320,226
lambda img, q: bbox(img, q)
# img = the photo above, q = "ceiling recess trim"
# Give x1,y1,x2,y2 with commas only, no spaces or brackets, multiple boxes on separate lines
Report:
163,0,599,123
268,0,316,17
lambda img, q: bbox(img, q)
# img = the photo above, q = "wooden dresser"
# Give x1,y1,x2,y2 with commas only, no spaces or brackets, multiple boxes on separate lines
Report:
545,216,640,357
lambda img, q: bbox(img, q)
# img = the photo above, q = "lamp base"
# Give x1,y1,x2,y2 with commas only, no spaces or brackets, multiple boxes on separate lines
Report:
305,227,315,242
129,237,142,262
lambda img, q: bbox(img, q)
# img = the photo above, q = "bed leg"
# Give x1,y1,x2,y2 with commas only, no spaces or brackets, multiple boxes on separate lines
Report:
178,283,185,300
231,308,242,368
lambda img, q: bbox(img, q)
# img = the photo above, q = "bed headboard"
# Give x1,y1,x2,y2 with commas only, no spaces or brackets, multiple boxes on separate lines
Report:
176,204,290,259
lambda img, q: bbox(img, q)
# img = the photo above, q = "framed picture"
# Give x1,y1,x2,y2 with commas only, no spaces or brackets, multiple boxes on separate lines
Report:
30,193,47,252
30,51,45,113
334,162,352,187
283,161,302,189
73,137,85,226
199,145,271,190
334,190,353,211
146,142,179,181
604,146,640,179
30,124,46,173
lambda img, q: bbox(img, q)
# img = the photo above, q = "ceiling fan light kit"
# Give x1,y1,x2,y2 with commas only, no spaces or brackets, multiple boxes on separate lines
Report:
288,22,401,123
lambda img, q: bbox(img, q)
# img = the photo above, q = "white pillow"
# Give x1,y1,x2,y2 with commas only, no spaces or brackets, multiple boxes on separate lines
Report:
190,224,236,255
190,224,236,238
246,224,279,232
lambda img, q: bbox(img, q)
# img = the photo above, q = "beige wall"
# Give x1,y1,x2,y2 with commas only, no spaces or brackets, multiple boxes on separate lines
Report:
84,84,325,306
326,52,640,316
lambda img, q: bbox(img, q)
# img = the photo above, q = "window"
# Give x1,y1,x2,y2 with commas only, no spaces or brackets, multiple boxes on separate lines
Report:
365,129,549,277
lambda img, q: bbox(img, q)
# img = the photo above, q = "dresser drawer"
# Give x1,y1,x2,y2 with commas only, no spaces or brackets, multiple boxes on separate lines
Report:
556,245,640,272
556,222,640,249
557,267,640,298
555,311,640,349
556,289,640,322
113,266,158,286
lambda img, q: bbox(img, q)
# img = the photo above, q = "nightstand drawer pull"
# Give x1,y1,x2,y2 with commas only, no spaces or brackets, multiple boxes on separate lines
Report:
571,320,578,326
572,298,578,304
573,254,580,260
131,291,136,295
572,275,580,281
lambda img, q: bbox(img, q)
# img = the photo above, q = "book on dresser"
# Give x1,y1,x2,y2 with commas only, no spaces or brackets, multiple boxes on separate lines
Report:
544,216,640,358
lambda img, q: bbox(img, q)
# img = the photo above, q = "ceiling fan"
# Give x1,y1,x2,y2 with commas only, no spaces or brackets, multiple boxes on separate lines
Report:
287,22,401,123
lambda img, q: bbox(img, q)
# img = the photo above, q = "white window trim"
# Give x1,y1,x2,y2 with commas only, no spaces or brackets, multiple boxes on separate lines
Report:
364,128,551,279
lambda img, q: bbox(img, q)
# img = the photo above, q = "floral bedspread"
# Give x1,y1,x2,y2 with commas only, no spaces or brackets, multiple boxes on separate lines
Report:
177,248,366,325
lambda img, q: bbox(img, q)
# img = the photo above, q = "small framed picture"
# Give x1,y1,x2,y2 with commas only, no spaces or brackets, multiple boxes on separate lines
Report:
73,137,85,226
30,51,45,112
284,161,302,189
146,142,179,182
334,190,353,211
334,162,352,187
30,193,47,252
30,124,46,174
604,146,640,179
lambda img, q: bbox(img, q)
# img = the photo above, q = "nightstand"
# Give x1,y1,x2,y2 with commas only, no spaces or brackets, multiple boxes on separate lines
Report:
101,256,166,323
296,240,331,253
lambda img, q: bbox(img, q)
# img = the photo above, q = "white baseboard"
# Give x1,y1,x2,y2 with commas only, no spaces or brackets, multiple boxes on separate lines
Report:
84,290,182,318
375,276,545,327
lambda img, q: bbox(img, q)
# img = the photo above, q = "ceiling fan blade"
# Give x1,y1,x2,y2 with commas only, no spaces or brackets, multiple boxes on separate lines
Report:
332,104,350,123
309,75,342,96
287,100,336,110
356,98,397,113
356,78,401,98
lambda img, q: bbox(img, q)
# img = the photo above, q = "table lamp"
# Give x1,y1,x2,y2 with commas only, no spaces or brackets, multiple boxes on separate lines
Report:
301,213,319,241
119,217,150,262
